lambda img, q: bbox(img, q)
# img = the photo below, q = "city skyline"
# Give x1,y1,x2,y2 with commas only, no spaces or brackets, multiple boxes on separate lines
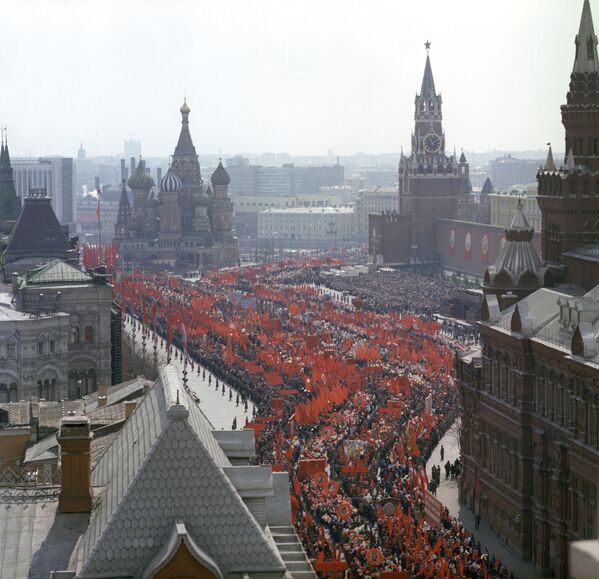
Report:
0,0,586,157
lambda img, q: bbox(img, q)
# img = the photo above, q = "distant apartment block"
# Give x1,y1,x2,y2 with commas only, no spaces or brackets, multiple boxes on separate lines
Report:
12,157,75,224
488,155,543,190
226,162,344,195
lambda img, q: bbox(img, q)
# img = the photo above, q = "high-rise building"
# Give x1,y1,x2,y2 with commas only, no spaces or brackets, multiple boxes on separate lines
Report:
12,157,75,224
123,138,141,158
226,162,345,195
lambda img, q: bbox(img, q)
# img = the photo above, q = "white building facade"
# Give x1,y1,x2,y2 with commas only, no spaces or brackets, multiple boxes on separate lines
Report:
355,187,399,239
489,184,541,231
0,293,70,403
257,207,355,244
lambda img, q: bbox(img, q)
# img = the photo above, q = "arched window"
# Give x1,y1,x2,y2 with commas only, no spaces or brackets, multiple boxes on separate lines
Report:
0,383,7,404
71,326,80,345
85,325,94,344
38,338,44,356
8,383,17,403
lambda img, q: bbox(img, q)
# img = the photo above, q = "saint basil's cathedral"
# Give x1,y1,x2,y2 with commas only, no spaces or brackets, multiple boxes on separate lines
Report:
114,99,238,272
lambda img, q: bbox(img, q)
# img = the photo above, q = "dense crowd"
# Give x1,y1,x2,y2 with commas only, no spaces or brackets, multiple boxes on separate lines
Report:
118,260,511,578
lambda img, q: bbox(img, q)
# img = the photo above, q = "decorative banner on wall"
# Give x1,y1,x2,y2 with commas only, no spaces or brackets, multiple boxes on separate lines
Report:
464,232,472,260
449,229,456,256
481,234,489,263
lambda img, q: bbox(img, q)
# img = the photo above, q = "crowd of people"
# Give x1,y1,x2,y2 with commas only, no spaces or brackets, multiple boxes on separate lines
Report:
117,259,513,578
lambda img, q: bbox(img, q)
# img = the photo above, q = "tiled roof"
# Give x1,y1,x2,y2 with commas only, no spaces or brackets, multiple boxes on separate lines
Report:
77,365,285,577
83,376,151,412
24,433,59,464
25,259,91,285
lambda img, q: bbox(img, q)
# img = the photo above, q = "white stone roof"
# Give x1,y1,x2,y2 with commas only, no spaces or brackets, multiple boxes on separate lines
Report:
76,364,285,577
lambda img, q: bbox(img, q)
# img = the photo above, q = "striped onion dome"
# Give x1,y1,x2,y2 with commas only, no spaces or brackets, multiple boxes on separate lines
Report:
128,163,155,191
159,168,182,193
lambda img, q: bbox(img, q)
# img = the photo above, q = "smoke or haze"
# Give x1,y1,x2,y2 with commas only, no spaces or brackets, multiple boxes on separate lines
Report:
0,0,582,157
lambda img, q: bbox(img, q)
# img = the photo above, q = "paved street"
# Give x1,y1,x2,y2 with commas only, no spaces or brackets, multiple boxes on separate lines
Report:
124,316,256,431
426,421,542,579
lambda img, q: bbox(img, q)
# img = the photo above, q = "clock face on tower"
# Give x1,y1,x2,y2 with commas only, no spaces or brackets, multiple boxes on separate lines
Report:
423,133,442,154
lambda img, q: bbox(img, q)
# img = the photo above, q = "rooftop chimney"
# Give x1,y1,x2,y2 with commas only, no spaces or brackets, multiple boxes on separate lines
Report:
58,414,92,513
98,383,108,398
97,395,107,408
130,156,136,176
120,159,126,182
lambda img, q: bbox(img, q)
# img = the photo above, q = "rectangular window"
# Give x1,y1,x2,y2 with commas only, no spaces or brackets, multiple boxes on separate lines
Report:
7,344,15,358
85,326,94,344
50,340,55,354
38,341,44,355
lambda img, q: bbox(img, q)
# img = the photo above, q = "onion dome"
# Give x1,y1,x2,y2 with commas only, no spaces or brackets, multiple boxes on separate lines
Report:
210,160,230,187
159,168,182,193
180,98,191,114
128,162,155,191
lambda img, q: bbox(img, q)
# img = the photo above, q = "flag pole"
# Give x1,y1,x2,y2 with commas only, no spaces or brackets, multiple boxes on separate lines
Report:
96,186,102,262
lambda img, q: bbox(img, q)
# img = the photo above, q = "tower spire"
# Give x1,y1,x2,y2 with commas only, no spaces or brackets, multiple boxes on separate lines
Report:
420,44,436,100
573,0,599,73
544,143,556,171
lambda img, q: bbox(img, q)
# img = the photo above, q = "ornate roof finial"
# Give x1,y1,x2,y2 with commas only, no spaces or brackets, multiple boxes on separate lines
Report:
180,93,191,115
424,40,431,52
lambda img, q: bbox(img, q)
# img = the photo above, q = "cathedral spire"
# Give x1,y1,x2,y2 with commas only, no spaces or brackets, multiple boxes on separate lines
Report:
174,98,197,157
115,180,132,237
573,0,599,73
0,128,20,220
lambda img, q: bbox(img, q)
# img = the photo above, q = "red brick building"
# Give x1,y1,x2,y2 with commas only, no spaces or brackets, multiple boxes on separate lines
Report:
458,4,599,577
369,46,471,267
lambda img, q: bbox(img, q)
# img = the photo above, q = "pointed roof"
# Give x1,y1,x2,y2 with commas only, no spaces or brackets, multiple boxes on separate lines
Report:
544,144,557,171
481,177,494,195
459,150,468,164
485,199,544,290
566,148,577,171
77,365,285,577
508,199,532,234
4,191,71,265
115,181,132,228
174,99,197,157
574,0,599,73
420,54,437,99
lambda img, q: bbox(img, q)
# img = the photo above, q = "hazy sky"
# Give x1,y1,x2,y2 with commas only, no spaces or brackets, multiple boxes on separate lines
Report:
0,0,588,158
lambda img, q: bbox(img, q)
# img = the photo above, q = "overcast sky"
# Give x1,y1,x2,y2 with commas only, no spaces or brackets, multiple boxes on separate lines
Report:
0,0,588,158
